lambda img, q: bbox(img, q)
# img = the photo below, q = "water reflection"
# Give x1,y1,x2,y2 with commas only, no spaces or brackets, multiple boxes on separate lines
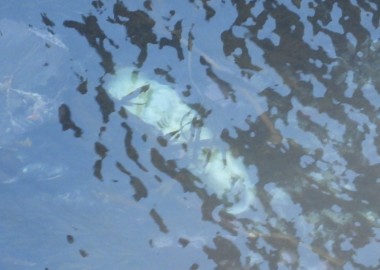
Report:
1,1,380,269
0,19,66,146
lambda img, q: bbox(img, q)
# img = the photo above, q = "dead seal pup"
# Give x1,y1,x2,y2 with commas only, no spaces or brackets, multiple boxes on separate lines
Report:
107,68,255,214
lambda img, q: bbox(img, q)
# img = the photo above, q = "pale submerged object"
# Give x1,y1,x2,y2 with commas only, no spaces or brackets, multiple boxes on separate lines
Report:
196,148,255,214
108,69,211,143
107,69,254,214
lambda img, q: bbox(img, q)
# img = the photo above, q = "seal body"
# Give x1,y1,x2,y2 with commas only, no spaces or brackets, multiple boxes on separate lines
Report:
108,69,254,214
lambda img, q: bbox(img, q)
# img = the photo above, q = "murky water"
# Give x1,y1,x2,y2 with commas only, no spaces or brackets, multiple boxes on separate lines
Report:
1,1,380,270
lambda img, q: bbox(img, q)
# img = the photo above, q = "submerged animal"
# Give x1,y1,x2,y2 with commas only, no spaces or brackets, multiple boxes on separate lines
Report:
107,68,255,214
107,69,212,143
